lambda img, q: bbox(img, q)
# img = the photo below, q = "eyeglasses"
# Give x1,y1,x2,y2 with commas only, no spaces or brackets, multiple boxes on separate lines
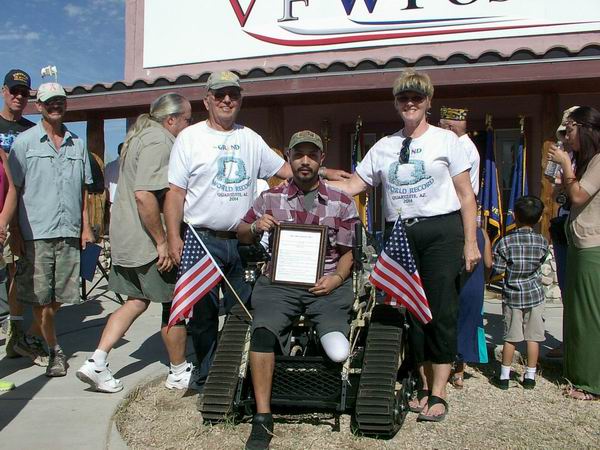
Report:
395,94,426,104
8,87,29,98
399,137,412,164
211,89,241,102
183,117,193,125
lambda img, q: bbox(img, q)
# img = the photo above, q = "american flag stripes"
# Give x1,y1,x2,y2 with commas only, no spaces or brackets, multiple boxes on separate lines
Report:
369,219,432,324
168,227,223,328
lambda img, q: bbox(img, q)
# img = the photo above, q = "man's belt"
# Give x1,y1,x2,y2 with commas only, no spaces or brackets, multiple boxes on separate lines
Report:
195,227,237,240
386,210,460,228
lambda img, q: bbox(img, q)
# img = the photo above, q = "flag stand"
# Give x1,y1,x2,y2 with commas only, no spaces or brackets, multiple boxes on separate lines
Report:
186,222,253,320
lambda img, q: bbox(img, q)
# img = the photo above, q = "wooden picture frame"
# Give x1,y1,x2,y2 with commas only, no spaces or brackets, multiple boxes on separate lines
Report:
271,223,327,287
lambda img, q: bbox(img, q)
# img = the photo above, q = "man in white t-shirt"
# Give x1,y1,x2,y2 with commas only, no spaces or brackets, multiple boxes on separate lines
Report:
439,107,480,195
165,71,350,395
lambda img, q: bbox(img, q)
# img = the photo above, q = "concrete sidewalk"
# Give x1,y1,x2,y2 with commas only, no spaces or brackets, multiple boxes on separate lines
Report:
0,282,564,450
0,279,192,450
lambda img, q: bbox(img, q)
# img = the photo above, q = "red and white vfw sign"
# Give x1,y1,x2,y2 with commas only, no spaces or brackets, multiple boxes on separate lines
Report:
143,0,600,68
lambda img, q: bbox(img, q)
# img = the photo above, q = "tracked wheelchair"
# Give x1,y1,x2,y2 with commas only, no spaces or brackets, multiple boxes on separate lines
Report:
199,224,414,437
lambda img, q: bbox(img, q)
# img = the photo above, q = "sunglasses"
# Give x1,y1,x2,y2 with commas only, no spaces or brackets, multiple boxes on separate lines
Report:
396,94,426,104
42,98,66,107
399,137,412,164
211,89,241,102
8,87,29,98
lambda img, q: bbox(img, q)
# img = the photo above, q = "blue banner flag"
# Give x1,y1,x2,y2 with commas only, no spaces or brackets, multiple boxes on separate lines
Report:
477,126,503,243
505,130,528,232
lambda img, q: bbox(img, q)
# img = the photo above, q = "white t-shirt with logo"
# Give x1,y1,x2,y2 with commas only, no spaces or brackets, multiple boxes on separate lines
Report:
169,121,285,231
356,125,470,221
459,134,480,196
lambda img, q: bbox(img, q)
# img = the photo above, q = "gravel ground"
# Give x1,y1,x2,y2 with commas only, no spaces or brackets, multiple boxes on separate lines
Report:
116,362,599,449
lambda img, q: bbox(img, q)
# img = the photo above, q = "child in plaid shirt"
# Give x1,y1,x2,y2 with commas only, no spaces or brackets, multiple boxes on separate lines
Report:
489,196,549,389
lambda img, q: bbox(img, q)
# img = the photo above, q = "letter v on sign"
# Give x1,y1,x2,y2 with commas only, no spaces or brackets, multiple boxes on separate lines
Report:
340,0,378,15
229,0,257,27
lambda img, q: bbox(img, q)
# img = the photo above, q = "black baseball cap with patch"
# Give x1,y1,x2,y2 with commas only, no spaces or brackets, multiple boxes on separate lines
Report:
4,69,31,89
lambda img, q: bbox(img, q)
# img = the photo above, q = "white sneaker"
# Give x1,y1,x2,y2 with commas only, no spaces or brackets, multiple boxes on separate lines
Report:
165,362,194,390
76,359,123,393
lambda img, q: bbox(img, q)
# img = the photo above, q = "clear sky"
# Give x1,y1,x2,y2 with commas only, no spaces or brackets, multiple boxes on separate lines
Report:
1,0,126,162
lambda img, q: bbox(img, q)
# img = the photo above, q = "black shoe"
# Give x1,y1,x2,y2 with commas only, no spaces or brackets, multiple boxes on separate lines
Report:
490,376,509,390
245,413,274,450
522,378,536,389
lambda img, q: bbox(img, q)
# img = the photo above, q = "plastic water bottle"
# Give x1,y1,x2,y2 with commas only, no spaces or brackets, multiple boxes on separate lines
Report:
544,141,563,180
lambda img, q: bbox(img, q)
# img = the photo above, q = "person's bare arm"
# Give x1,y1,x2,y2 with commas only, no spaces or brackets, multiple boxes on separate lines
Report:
548,143,592,207
237,214,279,244
0,152,16,244
273,162,351,182
81,188,95,249
452,171,480,272
164,184,186,265
309,246,353,296
135,190,172,272
328,172,369,197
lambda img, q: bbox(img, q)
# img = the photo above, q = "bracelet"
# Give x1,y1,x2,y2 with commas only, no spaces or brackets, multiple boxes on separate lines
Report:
332,272,345,284
318,166,327,179
250,221,258,236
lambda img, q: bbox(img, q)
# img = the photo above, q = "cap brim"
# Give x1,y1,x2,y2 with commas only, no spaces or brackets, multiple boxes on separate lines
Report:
393,87,429,98
208,82,242,91
5,80,30,89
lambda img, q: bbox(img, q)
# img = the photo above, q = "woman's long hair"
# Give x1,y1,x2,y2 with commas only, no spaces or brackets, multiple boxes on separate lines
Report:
569,106,600,179
120,92,188,164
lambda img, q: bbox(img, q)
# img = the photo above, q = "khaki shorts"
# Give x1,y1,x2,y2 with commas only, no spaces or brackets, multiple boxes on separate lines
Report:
503,303,545,343
17,238,82,306
108,259,176,303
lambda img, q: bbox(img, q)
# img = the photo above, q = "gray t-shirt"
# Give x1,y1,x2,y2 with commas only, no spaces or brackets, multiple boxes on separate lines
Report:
110,120,174,267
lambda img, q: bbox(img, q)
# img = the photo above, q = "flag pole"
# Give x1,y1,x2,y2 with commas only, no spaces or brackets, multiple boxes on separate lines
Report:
185,221,253,320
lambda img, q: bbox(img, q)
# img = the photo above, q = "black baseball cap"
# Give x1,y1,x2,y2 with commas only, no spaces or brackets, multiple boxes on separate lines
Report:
4,69,31,89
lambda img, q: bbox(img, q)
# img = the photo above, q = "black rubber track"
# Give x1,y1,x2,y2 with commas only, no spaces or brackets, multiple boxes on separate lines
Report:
199,304,251,423
354,303,407,437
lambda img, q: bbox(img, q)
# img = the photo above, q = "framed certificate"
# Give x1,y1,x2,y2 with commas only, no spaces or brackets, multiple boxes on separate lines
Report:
271,223,327,287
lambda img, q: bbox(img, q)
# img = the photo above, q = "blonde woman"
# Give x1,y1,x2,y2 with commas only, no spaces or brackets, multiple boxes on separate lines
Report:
332,70,480,421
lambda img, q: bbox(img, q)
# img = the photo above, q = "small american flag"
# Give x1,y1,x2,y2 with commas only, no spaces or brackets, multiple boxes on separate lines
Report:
369,219,432,324
168,227,222,328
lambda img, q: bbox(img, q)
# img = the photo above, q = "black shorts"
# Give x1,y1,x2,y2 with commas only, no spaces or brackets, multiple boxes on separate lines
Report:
250,275,353,354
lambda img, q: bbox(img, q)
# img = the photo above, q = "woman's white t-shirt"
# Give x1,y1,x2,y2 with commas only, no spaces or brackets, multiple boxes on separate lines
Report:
356,125,470,221
169,121,284,231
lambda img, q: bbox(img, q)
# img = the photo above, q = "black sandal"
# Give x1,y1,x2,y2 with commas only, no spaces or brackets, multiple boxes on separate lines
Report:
409,389,430,413
417,395,449,422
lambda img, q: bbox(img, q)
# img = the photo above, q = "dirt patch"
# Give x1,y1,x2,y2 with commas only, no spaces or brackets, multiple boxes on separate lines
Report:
116,364,599,449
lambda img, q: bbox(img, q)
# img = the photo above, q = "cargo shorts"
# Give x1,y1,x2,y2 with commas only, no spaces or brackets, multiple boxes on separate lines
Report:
17,238,82,306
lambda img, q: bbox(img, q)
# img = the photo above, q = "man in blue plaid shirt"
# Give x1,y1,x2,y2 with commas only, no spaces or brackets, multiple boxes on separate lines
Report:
489,196,549,390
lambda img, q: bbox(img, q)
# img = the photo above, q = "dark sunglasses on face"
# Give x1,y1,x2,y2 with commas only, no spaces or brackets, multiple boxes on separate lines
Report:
211,89,241,102
8,87,29,98
399,137,412,164
396,94,425,104
43,98,66,107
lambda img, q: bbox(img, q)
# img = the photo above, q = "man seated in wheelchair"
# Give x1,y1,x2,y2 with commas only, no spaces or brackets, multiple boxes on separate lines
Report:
237,130,359,450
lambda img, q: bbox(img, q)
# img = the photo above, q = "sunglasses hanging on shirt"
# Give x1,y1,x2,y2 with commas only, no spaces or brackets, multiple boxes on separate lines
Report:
399,137,412,164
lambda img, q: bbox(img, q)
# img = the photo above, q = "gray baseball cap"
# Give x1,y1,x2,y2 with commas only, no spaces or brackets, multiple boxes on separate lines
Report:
36,82,66,102
206,71,241,91
288,130,323,151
